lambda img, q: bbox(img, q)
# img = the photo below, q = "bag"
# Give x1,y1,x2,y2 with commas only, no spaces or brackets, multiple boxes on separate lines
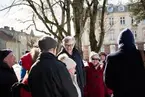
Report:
139,50,145,68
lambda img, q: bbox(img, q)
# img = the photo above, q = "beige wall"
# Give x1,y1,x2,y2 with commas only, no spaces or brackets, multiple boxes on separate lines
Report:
6,41,20,61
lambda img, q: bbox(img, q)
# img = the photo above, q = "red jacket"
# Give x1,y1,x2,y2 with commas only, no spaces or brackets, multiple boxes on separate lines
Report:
20,73,32,97
20,53,32,97
84,62,112,97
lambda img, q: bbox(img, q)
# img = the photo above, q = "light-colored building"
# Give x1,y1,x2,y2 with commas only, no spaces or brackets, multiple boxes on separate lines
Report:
82,4,145,57
0,26,40,61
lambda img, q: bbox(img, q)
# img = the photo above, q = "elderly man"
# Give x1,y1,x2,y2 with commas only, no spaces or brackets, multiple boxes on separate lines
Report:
58,36,85,96
0,49,18,97
28,36,78,97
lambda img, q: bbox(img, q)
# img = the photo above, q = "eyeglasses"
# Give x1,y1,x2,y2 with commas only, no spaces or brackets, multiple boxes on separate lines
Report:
65,44,74,47
91,58,99,61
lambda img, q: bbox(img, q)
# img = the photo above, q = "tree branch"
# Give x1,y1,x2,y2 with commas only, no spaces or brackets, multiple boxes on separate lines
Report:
32,14,51,35
27,0,61,39
141,0,145,12
0,3,29,11
46,0,59,25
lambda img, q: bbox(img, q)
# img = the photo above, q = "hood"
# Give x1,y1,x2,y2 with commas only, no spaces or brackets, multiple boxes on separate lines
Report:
20,53,32,71
117,28,136,51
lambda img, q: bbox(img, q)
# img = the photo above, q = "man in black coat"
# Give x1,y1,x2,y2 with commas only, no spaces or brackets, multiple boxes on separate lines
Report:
57,36,85,96
28,36,78,97
0,49,18,97
104,28,145,97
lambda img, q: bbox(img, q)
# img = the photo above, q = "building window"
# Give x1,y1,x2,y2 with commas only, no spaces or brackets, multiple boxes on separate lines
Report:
131,17,137,25
132,30,137,39
110,30,115,40
131,17,134,24
109,17,114,26
120,17,125,25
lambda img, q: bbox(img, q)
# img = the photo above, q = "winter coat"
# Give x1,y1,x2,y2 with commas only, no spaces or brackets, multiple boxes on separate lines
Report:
58,48,85,94
104,29,145,97
20,52,33,97
84,62,109,97
0,61,18,97
28,52,78,97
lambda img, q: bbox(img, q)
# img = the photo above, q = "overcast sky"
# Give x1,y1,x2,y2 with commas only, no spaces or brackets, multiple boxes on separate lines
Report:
0,0,129,35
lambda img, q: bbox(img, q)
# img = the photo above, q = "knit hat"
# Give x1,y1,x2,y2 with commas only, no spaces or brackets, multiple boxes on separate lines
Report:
20,53,32,71
58,53,76,70
0,49,12,61
38,36,57,52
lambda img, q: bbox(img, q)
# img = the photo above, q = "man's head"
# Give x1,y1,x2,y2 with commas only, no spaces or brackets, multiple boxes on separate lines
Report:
62,36,75,55
117,28,135,49
38,36,57,55
0,49,16,68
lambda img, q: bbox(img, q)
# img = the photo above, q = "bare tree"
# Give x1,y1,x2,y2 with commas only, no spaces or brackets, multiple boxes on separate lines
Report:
0,0,107,52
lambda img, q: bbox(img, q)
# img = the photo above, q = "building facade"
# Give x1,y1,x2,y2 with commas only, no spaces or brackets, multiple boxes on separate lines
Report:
0,26,39,61
82,4,145,58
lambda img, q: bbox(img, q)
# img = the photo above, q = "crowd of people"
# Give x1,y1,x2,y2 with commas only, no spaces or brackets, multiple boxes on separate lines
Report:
0,28,145,97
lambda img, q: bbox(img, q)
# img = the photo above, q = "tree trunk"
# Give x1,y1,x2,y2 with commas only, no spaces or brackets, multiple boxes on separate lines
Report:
66,0,71,34
72,0,84,51
89,0,98,52
96,0,107,52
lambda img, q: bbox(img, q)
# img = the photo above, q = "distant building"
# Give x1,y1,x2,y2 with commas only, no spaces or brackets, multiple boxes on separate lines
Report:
82,4,145,58
0,26,40,61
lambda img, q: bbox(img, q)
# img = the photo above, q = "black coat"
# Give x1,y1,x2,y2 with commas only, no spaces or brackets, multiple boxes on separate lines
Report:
104,29,145,97
58,48,85,93
28,52,78,97
0,61,18,97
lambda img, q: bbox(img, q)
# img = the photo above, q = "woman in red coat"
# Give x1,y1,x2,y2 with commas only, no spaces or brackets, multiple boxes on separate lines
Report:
84,52,111,97
20,47,39,97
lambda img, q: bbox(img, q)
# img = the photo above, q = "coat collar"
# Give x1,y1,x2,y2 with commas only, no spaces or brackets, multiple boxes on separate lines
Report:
39,52,56,60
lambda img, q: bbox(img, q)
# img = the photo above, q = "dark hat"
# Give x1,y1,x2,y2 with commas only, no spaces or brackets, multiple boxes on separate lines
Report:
38,36,57,52
0,49,12,61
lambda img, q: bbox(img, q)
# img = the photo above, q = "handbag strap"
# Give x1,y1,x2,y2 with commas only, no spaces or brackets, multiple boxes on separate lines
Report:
139,50,145,68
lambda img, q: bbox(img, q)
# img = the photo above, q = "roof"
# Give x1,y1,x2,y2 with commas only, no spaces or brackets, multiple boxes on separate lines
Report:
0,31,18,42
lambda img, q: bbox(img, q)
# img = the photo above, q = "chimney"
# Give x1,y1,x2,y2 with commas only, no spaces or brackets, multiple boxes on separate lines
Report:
21,30,23,33
11,27,14,31
4,26,10,30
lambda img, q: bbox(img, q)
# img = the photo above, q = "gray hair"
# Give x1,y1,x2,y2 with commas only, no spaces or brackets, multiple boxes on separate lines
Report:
62,36,76,46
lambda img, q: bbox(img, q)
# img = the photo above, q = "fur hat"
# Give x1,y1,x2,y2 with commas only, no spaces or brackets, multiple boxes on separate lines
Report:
58,53,76,70
0,49,12,61
38,36,57,52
